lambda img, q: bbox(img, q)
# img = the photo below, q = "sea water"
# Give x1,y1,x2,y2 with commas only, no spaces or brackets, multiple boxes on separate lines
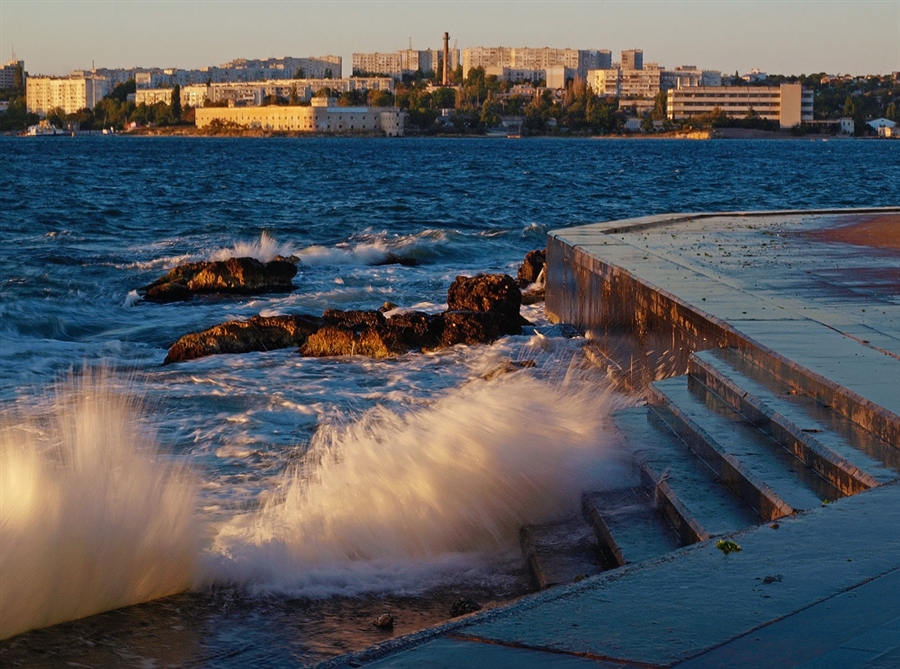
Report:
1,136,897,666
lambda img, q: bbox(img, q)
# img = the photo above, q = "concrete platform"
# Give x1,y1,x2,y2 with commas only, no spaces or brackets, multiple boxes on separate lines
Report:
319,209,900,669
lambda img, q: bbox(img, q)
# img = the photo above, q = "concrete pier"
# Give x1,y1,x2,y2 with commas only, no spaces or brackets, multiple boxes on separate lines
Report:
321,208,900,669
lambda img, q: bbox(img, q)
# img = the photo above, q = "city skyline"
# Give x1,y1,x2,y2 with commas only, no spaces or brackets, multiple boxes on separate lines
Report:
2,0,898,78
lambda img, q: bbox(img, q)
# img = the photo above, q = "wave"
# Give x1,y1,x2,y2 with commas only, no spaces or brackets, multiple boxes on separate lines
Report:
297,229,457,267
210,231,295,263
204,363,630,597
0,370,200,640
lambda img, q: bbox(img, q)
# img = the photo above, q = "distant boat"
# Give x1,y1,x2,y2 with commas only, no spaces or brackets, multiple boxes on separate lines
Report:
25,121,66,137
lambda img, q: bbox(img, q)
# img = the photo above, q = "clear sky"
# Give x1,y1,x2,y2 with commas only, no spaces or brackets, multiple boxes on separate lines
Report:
2,0,898,77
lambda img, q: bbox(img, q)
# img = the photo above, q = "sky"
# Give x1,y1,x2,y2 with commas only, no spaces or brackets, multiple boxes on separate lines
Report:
1,0,898,78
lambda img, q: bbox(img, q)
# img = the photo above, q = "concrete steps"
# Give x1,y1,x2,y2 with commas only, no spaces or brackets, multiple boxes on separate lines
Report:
519,517,606,590
690,348,900,493
521,345,899,591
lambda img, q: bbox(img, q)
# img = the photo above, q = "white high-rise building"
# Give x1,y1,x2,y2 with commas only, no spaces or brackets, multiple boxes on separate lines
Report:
26,75,108,116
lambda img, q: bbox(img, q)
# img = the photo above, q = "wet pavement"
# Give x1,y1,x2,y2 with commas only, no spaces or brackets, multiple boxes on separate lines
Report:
324,208,900,669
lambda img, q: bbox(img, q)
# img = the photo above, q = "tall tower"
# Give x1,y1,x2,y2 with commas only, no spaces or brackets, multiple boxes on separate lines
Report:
443,32,450,85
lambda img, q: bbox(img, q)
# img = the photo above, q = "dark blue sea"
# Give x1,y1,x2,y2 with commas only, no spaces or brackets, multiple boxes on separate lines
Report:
1,136,897,666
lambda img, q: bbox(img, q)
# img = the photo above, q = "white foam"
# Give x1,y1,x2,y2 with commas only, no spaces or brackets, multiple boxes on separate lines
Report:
210,231,295,263
203,364,630,597
0,370,200,640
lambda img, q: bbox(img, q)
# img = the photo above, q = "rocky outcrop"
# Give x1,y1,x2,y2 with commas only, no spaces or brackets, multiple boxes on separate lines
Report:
163,314,322,364
163,273,526,363
446,273,525,335
517,249,546,286
517,249,547,305
141,257,298,303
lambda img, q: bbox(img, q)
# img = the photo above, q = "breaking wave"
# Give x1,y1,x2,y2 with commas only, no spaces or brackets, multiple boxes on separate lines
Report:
211,231,295,263
204,365,630,597
0,370,200,640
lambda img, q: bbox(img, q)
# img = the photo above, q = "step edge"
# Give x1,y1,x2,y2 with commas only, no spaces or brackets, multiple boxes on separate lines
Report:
690,353,882,495
649,382,797,521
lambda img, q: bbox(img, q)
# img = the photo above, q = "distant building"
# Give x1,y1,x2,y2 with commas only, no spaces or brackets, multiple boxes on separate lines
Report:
133,56,342,89
867,118,897,131
352,48,460,80
25,75,109,116
587,58,722,101
136,77,393,109
462,47,609,84
621,49,643,72
667,83,814,128
195,98,404,136
0,59,24,89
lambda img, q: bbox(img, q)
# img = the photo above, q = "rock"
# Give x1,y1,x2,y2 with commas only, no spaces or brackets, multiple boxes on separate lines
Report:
164,314,323,364
437,311,504,347
480,359,537,381
449,597,482,617
372,613,394,630
141,257,297,303
372,253,420,267
378,301,399,313
517,249,546,287
322,309,386,331
386,311,442,350
299,324,407,358
446,274,525,335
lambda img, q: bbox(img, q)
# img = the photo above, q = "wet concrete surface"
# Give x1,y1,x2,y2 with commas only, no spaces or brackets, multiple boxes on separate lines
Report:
335,209,900,669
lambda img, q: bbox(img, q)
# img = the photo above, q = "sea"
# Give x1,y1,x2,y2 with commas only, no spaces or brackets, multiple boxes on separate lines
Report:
1,136,898,667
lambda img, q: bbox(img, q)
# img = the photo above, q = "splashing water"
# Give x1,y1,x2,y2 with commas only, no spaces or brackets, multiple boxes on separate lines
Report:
205,366,631,597
210,230,295,263
0,371,200,640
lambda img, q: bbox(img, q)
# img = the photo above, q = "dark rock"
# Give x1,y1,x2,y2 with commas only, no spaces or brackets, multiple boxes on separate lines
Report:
449,597,482,617
437,311,504,347
372,613,394,630
446,274,524,334
447,273,521,319
142,257,297,303
386,311,442,350
322,309,386,331
480,359,537,381
372,253,420,267
164,314,322,364
378,301,399,313
517,249,546,287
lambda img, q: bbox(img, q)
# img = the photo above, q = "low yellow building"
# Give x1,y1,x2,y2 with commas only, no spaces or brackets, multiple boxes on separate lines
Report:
667,83,814,128
195,99,404,136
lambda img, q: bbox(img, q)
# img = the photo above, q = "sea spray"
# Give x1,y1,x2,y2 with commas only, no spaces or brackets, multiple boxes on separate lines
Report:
211,230,295,263
0,370,200,640
205,364,631,596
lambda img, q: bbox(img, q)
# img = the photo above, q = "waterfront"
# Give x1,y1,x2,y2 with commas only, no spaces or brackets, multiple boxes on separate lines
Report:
1,137,898,666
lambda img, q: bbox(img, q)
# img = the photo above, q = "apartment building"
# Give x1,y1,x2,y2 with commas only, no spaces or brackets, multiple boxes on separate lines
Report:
587,50,723,101
137,77,394,109
0,59,24,89
667,83,814,128
195,97,404,136
133,56,342,89
352,48,460,80
462,47,610,82
25,75,109,115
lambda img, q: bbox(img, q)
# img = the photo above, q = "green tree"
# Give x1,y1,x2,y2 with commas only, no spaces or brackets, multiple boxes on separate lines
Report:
170,84,182,121
843,96,856,118
886,101,898,122
651,91,667,121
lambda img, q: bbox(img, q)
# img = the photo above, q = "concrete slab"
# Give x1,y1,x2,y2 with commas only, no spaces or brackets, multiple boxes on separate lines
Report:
673,569,900,669
455,483,900,667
